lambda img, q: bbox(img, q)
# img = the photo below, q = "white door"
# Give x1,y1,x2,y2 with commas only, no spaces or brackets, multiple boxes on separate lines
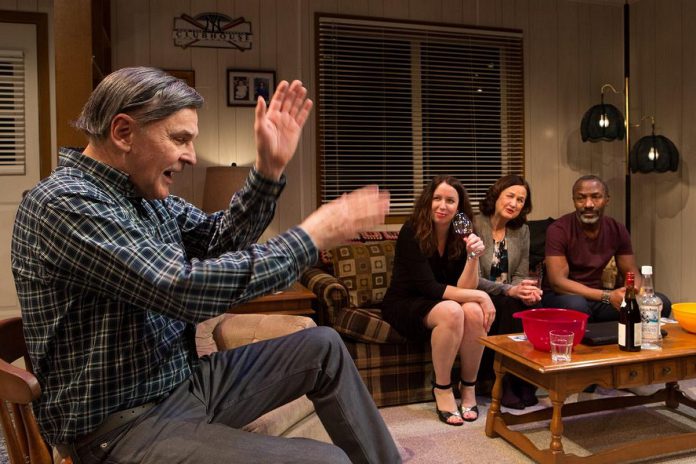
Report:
0,22,40,320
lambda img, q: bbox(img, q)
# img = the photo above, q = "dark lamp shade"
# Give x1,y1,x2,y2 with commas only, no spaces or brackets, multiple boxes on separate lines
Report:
629,135,679,173
580,103,625,142
202,166,251,213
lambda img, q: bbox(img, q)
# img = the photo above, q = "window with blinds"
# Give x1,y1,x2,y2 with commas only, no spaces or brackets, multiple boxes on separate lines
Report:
316,16,524,215
0,50,26,175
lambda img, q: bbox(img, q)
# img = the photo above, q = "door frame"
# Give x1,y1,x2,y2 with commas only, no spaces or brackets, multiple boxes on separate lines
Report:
0,10,50,179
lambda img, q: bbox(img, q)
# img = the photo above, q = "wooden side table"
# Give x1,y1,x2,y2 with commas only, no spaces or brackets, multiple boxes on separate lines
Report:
227,282,316,316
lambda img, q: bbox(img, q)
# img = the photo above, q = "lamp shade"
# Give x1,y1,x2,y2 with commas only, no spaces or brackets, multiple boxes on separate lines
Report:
629,134,679,173
202,165,251,213
580,103,625,142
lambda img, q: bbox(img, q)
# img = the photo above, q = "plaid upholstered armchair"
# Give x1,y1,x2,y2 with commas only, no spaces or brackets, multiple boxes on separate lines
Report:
300,234,437,407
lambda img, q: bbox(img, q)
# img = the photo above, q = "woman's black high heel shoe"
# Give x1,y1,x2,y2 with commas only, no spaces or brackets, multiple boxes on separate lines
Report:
459,378,480,422
431,380,464,426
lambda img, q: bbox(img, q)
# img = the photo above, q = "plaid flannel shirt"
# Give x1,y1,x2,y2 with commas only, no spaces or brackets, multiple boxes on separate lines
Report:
11,148,317,444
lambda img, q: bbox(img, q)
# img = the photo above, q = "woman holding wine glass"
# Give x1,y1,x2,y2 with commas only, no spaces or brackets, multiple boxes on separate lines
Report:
474,175,542,409
381,175,495,425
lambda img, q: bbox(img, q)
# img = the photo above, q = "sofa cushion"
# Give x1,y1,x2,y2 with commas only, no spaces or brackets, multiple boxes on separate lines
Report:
334,307,406,344
331,241,396,307
318,231,400,274
281,410,332,442
528,217,555,270
213,314,316,350
242,396,315,436
196,314,227,357
192,314,333,443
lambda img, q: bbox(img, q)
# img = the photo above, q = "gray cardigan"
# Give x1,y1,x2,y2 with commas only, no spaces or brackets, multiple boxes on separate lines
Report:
474,215,530,296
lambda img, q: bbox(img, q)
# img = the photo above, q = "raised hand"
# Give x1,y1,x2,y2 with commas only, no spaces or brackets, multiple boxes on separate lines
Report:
254,80,314,180
300,185,390,250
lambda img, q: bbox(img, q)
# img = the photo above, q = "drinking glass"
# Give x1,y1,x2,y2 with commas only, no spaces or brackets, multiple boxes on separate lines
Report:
452,212,478,259
549,329,574,362
452,212,473,237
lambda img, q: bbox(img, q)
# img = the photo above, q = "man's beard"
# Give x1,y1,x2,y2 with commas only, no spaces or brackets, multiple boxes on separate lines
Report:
577,211,600,224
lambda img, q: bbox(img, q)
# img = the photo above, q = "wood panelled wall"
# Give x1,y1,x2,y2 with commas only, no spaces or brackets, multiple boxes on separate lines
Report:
630,0,692,306
109,0,692,301
54,0,93,148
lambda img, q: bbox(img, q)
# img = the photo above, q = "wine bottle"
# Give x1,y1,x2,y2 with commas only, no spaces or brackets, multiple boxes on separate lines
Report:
618,272,642,352
638,265,663,350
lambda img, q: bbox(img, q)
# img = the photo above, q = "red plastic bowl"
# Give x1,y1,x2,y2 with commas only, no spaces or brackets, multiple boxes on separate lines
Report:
513,308,589,352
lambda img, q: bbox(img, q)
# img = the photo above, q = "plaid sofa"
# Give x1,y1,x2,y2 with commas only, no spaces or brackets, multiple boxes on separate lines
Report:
300,222,617,408
300,233,439,407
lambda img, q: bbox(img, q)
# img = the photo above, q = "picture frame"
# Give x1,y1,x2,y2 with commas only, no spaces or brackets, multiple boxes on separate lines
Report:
227,69,275,107
164,69,196,88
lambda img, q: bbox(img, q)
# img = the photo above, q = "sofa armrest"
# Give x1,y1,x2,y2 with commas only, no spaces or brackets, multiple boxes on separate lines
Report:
212,314,316,351
196,314,227,357
300,267,349,326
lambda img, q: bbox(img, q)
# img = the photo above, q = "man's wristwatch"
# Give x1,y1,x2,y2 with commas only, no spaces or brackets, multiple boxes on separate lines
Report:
601,289,611,305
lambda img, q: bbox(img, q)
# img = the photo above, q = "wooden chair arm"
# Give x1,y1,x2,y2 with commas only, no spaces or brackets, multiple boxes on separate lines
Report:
0,357,41,404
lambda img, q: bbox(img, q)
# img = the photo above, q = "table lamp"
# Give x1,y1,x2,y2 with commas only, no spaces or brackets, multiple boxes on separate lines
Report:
202,165,251,213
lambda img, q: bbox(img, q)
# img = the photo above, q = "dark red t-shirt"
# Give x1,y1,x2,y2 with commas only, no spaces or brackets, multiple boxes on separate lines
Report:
545,213,633,289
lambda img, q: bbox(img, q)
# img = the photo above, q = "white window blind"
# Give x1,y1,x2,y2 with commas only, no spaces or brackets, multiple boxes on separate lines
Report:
316,16,524,214
0,50,26,175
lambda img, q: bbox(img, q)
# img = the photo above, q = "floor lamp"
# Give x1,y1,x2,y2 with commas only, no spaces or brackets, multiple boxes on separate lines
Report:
579,1,679,233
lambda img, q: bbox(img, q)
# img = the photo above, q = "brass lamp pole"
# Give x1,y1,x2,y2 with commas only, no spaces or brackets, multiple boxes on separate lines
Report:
623,0,631,233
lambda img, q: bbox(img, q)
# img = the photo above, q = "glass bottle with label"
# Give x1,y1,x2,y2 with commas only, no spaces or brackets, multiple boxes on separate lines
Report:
638,265,663,350
618,272,641,352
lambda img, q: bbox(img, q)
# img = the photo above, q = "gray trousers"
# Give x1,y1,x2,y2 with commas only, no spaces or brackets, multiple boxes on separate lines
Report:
72,326,402,463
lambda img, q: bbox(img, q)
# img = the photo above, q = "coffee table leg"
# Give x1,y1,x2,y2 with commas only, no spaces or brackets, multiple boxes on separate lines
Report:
485,356,504,437
549,391,566,454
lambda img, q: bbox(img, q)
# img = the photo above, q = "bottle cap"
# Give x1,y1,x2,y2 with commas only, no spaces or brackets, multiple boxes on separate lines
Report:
641,265,653,275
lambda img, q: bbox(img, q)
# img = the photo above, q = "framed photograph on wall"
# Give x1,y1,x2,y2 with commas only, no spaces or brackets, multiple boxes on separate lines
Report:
227,69,275,107
164,69,196,88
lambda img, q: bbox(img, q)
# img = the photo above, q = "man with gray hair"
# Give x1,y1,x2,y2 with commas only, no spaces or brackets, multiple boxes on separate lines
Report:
542,174,670,322
12,67,400,463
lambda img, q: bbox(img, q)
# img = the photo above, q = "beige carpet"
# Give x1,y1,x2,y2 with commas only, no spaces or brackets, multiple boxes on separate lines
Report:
382,380,696,463
3,385,695,464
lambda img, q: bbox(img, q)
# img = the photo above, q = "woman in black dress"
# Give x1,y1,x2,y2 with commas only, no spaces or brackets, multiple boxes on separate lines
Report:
382,176,495,425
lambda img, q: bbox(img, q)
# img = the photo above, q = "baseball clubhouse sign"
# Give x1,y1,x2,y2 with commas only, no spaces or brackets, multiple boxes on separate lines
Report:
173,12,252,50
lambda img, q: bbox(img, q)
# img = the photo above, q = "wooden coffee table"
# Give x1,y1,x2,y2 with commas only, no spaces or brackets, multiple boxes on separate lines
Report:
481,324,696,463
227,282,316,316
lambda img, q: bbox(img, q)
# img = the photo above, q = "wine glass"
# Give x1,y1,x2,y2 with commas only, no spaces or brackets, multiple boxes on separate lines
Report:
452,212,477,258
452,212,473,237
